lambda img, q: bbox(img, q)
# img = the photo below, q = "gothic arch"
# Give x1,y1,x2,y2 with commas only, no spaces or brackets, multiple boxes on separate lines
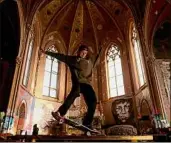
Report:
17,100,27,118
105,41,123,58
17,100,27,133
140,99,151,116
43,31,67,54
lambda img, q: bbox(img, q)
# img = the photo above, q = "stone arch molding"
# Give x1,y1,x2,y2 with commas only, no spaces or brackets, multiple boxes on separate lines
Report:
105,41,123,57
136,89,153,115
42,31,67,53
140,99,152,116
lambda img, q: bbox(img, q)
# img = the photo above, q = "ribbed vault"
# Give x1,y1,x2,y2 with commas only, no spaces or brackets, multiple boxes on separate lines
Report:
35,0,132,53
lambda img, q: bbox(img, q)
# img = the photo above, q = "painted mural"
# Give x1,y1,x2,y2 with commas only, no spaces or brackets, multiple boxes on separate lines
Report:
13,86,35,135
111,97,134,125
106,97,137,135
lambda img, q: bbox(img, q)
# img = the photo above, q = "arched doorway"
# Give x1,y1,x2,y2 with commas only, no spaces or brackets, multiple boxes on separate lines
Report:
139,100,152,134
17,103,26,135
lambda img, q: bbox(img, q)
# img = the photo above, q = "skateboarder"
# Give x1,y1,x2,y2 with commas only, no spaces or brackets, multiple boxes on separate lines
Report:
41,45,102,131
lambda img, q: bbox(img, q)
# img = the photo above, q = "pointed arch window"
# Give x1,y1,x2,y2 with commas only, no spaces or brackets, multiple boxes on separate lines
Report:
23,39,33,86
42,45,59,98
131,25,145,87
107,44,125,97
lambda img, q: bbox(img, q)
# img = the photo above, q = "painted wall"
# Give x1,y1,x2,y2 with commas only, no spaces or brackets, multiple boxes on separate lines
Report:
102,96,137,135
11,86,35,135
32,98,62,135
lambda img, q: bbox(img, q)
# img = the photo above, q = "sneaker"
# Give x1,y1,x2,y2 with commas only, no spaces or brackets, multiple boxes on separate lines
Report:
90,128,99,133
51,111,60,120
52,111,65,124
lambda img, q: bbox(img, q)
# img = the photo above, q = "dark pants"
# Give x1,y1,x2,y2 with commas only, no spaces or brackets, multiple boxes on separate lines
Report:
58,83,97,128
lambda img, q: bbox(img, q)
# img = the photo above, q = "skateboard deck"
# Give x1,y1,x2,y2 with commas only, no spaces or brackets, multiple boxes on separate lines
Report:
62,117,101,135
52,112,101,135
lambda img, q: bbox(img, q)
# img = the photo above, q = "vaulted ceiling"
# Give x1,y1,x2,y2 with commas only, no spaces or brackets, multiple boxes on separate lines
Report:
19,0,135,52
19,0,171,53
37,0,133,53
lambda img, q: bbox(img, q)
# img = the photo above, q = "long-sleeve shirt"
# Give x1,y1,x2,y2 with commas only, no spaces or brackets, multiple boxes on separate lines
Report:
45,51,97,85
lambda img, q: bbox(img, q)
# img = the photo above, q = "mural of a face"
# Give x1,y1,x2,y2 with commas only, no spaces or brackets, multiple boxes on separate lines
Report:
112,98,133,124
115,101,130,123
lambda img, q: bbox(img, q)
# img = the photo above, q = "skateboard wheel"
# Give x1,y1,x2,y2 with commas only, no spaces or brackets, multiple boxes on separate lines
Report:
86,131,91,136
59,118,64,124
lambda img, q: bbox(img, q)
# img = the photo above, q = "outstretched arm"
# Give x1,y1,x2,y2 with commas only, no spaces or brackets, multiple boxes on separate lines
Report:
40,49,70,64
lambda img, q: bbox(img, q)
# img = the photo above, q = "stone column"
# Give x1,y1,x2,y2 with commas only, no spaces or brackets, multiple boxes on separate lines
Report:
137,23,162,115
7,57,22,116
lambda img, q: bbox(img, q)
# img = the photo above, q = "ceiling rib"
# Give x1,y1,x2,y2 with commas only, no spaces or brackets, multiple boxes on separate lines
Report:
55,2,74,31
93,0,124,40
40,0,73,49
68,0,83,52
85,0,99,53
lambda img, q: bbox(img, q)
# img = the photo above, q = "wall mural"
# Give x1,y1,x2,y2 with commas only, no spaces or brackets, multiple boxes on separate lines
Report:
106,97,137,135
111,98,134,125
13,86,35,135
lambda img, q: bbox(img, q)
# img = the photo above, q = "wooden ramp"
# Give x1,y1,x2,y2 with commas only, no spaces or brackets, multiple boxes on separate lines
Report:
6,135,154,142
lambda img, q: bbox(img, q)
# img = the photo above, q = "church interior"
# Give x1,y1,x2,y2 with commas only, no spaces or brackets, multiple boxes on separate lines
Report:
0,0,171,141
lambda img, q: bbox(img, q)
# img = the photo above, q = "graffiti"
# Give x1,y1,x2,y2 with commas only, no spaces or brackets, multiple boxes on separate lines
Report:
115,101,130,122
106,125,137,135
3,116,14,129
111,98,134,125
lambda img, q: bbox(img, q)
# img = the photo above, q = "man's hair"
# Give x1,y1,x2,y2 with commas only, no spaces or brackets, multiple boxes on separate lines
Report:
78,45,88,52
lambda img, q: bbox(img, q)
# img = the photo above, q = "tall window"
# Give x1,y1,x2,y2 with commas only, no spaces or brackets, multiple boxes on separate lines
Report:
42,45,59,98
107,44,125,97
23,40,33,86
131,25,145,87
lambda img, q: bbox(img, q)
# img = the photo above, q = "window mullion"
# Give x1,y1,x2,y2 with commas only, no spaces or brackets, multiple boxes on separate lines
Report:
113,59,118,96
49,59,53,97
107,45,125,98
43,46,59,98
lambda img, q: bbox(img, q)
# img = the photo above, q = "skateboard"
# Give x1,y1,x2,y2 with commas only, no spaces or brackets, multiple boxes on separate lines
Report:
52,112,101,136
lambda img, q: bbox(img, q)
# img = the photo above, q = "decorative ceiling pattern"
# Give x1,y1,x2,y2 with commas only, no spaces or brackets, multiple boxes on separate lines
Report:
97,0,129,35
35,0,131,52
39,0,62,31
68,0,84,51
20,0,170,53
